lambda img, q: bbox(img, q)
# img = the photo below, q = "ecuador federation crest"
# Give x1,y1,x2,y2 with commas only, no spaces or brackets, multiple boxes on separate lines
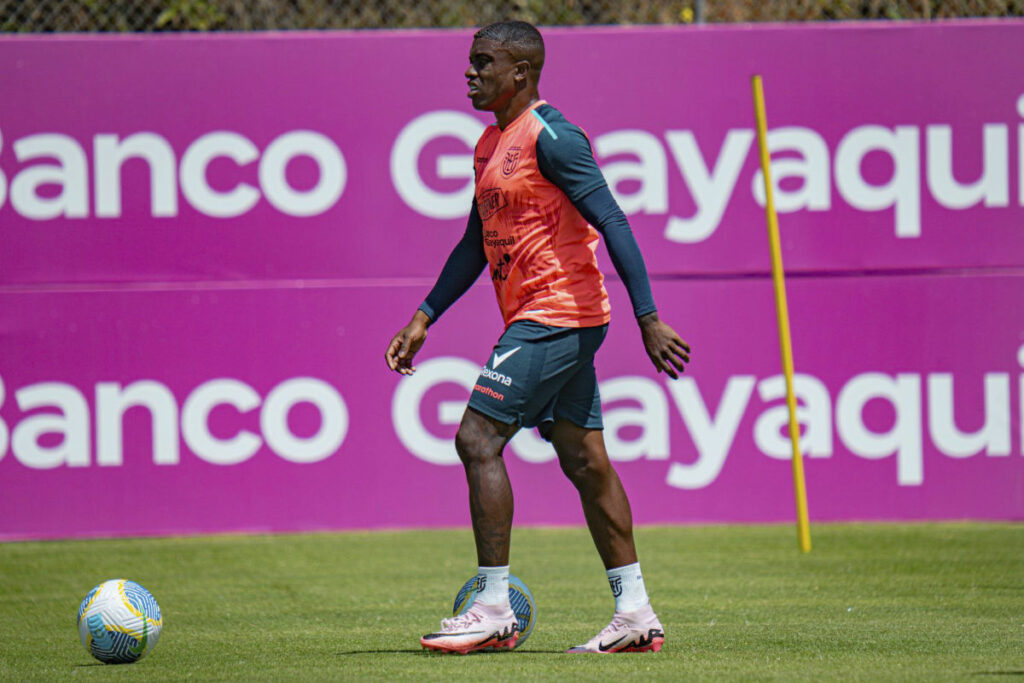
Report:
501,147,522,177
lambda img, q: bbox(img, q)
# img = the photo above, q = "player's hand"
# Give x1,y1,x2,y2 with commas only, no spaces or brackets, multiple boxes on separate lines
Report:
638,312,690,379
385,310,432,375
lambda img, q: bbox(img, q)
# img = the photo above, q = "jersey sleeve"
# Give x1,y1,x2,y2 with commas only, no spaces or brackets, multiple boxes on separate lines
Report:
535,112,658,319
418,200,488,322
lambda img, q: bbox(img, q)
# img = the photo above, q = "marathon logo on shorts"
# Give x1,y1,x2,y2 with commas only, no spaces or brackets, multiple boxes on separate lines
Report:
480,366,513,386
474,384,505,401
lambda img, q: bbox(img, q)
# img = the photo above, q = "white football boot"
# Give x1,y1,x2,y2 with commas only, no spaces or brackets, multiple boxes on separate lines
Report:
566,603,665,653
420,602,519,654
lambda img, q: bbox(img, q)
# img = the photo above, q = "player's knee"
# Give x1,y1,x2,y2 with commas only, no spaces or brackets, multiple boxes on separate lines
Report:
559,459,585,488
454,423,503,468
559,450,610,490
454,426,482,466
455,409,515,467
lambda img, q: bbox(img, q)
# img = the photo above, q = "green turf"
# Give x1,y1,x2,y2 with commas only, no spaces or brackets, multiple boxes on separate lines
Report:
1,523,1021,680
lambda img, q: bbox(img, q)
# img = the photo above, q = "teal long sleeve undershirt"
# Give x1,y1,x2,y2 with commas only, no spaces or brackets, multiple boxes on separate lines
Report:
419,104,657,324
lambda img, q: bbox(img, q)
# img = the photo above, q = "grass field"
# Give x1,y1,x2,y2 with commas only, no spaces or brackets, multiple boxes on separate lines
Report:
1,523,1021,680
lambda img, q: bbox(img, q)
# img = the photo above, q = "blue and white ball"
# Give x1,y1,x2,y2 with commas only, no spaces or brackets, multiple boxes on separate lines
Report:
77,579,163,664
453,574,536,648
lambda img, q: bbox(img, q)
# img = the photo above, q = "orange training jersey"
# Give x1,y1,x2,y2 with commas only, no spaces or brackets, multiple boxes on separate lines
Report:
473,101,611,328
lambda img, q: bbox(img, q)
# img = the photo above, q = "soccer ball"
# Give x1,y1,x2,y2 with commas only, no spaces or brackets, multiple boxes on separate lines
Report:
77,579,163,664
453,574,536,648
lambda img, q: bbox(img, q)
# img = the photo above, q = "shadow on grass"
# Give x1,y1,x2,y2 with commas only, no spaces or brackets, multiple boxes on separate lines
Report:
972,673,1024,677
336,649,566,656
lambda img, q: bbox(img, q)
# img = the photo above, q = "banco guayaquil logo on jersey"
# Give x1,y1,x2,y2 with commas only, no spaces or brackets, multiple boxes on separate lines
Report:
501,147,522,177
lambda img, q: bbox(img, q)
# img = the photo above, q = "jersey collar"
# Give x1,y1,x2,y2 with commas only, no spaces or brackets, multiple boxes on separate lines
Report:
500,99,548,133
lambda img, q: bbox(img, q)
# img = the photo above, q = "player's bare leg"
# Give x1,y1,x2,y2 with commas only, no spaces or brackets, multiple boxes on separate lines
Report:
420,407,520,653
551,420,637,569
552,419,664,654
455,407,518,566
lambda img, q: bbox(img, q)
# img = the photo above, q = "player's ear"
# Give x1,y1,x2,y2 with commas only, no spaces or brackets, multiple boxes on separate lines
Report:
514,60,530,82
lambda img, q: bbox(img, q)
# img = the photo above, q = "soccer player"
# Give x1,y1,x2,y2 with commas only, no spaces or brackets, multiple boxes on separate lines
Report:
385,20,689,655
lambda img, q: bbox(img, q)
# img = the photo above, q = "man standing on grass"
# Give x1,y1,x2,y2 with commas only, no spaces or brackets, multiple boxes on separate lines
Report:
385,20,689,655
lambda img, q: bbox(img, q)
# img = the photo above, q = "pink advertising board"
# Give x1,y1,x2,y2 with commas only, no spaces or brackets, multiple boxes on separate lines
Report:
1,22,1022,539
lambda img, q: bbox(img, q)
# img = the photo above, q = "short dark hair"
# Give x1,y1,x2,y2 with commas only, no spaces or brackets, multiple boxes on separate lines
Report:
474,20,545,74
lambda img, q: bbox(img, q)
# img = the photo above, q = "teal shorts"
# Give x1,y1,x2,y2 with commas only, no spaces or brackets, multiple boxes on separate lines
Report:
467,320,608,437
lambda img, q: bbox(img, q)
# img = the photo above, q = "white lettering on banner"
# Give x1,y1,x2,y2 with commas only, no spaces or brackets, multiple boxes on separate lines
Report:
835,373,924,485
12,382,91,469
390,111,485,219
663,130,755,243
180,132,261,218
1019,94,1024,206
259,131,346,217
392,356,476,465
0,130,7,211
751,128,832,214
390,98,1023,241
1020,344,1024,455
926,125,1008,210
387,346,1024,489
927,374,1010,458
601,377,669,462
182,379,263,465
3,98,1022,233
95,133,178,218
0,353,1020,483
753,374,833,460
835,126,921,238
11,134,89,220
96,381,180,466
0,129,346,219
0,375,7,462
261,378,348,463
595,130,668,215
664,376,756,489
0,375,347,467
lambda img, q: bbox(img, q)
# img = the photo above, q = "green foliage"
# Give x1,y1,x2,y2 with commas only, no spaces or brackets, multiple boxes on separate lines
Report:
1,0,1019,32
0,523,1021,680
155,0,227,30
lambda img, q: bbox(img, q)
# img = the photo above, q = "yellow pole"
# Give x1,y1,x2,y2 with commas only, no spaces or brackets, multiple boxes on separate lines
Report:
751,75,811,553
